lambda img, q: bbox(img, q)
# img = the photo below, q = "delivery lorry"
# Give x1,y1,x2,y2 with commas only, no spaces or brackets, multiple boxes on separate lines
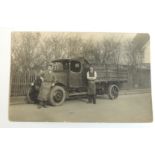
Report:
27,57,128,106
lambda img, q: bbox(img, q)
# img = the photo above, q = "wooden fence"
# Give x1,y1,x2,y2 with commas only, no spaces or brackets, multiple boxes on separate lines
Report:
10,71,36,96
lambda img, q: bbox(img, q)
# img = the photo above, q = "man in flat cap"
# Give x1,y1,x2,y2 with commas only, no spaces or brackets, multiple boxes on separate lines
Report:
38,63,55,108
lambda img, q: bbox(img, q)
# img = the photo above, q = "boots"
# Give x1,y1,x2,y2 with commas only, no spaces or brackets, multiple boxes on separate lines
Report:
38,101,47,108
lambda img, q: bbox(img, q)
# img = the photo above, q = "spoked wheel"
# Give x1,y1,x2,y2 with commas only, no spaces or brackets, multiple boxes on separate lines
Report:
108,84,119,99
49,86,66,106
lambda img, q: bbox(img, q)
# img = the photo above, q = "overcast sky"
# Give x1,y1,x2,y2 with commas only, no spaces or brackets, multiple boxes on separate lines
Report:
42,32,136,42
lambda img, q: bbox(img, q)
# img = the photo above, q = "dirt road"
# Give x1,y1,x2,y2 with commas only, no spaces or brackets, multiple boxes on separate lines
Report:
9,93,153,122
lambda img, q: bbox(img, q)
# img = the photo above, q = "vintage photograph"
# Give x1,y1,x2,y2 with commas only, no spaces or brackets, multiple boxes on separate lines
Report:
9,32,152,122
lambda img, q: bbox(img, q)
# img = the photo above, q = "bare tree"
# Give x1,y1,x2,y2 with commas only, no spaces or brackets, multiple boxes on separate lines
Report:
65,33,83,58
11,32,40,72
94,38,121,65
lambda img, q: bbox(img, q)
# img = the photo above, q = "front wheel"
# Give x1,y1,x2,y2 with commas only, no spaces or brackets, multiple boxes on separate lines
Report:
49,86,66,106
108,84,119,99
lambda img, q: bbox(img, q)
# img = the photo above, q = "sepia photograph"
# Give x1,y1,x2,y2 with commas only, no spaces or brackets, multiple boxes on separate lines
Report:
9,32,152,122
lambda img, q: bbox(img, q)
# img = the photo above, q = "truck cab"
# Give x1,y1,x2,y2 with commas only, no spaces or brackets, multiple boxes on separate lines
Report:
52,57,89,90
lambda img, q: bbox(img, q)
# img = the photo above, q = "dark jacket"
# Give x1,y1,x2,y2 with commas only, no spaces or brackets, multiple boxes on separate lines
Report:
38,70,55,101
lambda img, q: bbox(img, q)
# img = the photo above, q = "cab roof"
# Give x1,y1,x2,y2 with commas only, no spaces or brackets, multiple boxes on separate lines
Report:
52,57,89,64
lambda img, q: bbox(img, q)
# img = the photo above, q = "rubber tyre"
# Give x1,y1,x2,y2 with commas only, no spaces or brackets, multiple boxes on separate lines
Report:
49,86,66,106
108,84,119,100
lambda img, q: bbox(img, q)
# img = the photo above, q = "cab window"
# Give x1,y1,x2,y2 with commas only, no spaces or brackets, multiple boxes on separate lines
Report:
52,62,64,72
70,61,81,72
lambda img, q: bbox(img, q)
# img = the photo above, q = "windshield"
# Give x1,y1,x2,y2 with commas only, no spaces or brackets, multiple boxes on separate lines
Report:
52,61,69,72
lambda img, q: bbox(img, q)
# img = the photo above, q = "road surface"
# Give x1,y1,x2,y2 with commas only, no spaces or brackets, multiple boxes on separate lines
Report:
9,93,153,122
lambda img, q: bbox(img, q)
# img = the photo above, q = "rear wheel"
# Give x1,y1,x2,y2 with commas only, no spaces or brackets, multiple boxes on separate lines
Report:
108,84,119,99
49,86,66,106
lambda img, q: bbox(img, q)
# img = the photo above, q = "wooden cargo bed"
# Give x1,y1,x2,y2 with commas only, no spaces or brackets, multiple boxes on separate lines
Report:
94,65,128,83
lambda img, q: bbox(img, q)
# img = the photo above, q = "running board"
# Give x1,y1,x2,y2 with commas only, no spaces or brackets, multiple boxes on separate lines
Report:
69,92,88,97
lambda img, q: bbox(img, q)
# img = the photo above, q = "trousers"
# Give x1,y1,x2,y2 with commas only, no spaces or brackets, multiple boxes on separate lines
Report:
88,95,96,104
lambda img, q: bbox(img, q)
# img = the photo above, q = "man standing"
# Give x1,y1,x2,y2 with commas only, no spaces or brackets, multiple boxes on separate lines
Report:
87,65,97,104
38,64,55,108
